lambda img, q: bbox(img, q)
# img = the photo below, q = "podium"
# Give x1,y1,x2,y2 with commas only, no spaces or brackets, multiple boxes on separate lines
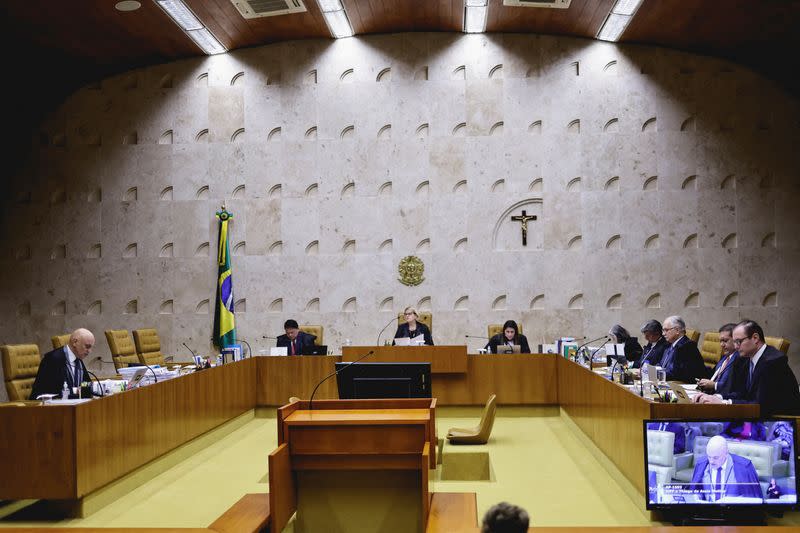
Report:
269,399,437,533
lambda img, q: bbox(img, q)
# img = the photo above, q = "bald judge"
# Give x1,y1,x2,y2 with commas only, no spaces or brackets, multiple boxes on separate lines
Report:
30,328,96,400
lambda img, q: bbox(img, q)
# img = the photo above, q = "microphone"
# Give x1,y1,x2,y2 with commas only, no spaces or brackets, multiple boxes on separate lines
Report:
575,335,610,366
239,338,252,358
79,359,105,397
377,317,397,346
308,350,374,411
465,335,489,340
142,363,159,384
262,335,277,340
183,342,198,358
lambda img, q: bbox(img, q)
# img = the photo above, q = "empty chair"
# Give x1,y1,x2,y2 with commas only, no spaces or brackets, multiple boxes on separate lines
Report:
699,331,722,370
647,429,676,486
105,329,141,371
685,329,701,343
447,394,496,444
132,328,173,366
765,336,791,355
300,325,324,346
1,344,41,401
51,334,71,350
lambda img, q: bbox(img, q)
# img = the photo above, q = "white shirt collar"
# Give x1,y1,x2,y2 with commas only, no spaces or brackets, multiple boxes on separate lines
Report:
65,344,77,365
672,335,686,349
750,343,768,368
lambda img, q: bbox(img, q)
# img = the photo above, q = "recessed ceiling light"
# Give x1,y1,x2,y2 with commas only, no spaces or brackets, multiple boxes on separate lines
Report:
115,1,142,11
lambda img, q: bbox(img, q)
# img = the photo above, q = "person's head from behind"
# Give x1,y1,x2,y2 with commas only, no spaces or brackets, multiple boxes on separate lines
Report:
503,320,519,342
283,319,299,340
69,328,95,360
705,435,729,470
640,319,663,344
481,501,529,533
609,324,631,344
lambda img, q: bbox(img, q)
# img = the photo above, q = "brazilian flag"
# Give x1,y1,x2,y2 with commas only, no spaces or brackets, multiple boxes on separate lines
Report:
213,208,236,348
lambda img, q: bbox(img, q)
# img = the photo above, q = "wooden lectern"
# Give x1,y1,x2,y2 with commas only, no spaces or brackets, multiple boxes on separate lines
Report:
269,399,437,533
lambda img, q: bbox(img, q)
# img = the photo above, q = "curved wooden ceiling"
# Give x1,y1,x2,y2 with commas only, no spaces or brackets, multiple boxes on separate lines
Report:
0,0,798,94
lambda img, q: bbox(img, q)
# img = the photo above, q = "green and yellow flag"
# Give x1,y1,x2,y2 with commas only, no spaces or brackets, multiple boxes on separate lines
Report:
213,208,236,348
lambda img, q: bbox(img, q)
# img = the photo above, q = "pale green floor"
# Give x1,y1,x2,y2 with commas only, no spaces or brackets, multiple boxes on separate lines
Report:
1,407,798,528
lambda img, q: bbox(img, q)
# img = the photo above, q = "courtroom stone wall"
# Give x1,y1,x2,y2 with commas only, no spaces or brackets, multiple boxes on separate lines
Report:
1,33,799,398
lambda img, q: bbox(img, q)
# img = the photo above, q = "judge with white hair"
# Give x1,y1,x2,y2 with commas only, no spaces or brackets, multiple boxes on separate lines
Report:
689,435,762,501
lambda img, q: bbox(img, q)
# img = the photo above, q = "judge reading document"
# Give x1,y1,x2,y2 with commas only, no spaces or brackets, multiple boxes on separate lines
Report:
486,320,531,354
393,306,434,346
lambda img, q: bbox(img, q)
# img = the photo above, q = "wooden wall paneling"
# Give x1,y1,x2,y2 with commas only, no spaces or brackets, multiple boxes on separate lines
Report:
342,345,467,374
256,355,341,406
0,404,76,499
486,0,617,38
431,354,558,405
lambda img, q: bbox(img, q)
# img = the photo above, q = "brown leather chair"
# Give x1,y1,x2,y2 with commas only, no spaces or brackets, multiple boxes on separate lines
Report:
487,323,523,340
397,312,433,333
447,394,497,445
765,336,791,355
300,325,323,346
699,331,722,370
51,334,71,350
685,329,701,343
132,328,171,366
1,344,41,401
105,329,141,371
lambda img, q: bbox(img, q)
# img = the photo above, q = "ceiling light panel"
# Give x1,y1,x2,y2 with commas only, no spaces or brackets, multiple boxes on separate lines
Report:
464,0,488,34
156,0,203,30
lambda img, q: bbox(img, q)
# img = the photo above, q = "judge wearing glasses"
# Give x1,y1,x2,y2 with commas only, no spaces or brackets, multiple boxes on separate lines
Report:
393,307,434,346
657,315,708,383
694,319,800,415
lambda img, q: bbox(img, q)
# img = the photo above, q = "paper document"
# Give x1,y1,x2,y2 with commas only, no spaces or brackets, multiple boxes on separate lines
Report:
394,334,425,346
604,343,626,357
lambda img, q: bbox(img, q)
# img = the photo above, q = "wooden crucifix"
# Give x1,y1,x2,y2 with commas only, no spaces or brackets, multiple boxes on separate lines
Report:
511,210,537,246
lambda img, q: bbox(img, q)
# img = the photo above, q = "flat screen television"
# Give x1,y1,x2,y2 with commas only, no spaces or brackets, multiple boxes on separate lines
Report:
336,362,431,399
644,418,797,514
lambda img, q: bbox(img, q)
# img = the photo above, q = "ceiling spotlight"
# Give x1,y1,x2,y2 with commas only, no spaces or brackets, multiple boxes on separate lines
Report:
115,1,142,11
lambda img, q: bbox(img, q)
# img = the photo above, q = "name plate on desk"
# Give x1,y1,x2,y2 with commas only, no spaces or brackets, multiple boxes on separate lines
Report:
342,345,467,374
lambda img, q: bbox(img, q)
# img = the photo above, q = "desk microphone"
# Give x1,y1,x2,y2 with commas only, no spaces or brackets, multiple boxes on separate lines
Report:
464,335,489,340
183,342,198,358
262,335,277,340
376,317,397,346
308,350,374,411
575,335,610,366
79,359,105,397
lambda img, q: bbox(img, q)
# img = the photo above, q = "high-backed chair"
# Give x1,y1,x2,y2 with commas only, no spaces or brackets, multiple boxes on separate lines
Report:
132,329,170,366
674,435,709,482
765,336,791,355
51,334,71,350
487,323,523,340
699,331,722,370
1,344,41,401
300,325,323,346
447,394,496,444
396,312,433,333
646,430,676,486
685,329,700,343
105,329,142,371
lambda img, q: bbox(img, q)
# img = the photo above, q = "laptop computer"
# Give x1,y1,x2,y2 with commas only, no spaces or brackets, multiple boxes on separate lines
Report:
301,344,328,355
667,381,692,403
126,367,149,389
495,344,521,354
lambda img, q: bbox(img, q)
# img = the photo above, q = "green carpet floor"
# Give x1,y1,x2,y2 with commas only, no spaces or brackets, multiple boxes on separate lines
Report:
1,406,798,528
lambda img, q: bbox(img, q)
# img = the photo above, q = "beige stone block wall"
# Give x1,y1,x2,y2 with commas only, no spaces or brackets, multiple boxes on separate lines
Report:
1,33,798,400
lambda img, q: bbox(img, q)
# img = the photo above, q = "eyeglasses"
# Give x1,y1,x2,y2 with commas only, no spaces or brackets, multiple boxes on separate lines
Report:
664,326,679,332
404,312,415,316
733,335,752,346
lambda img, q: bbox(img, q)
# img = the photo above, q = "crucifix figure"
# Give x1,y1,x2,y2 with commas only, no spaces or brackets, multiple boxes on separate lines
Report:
511,210,537,246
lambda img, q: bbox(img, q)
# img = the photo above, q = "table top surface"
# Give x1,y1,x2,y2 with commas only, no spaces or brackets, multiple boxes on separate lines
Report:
285,408,431,424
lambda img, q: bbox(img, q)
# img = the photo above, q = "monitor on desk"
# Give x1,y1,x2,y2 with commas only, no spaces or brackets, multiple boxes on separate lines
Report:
336,362,431,399
643,418,798,515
